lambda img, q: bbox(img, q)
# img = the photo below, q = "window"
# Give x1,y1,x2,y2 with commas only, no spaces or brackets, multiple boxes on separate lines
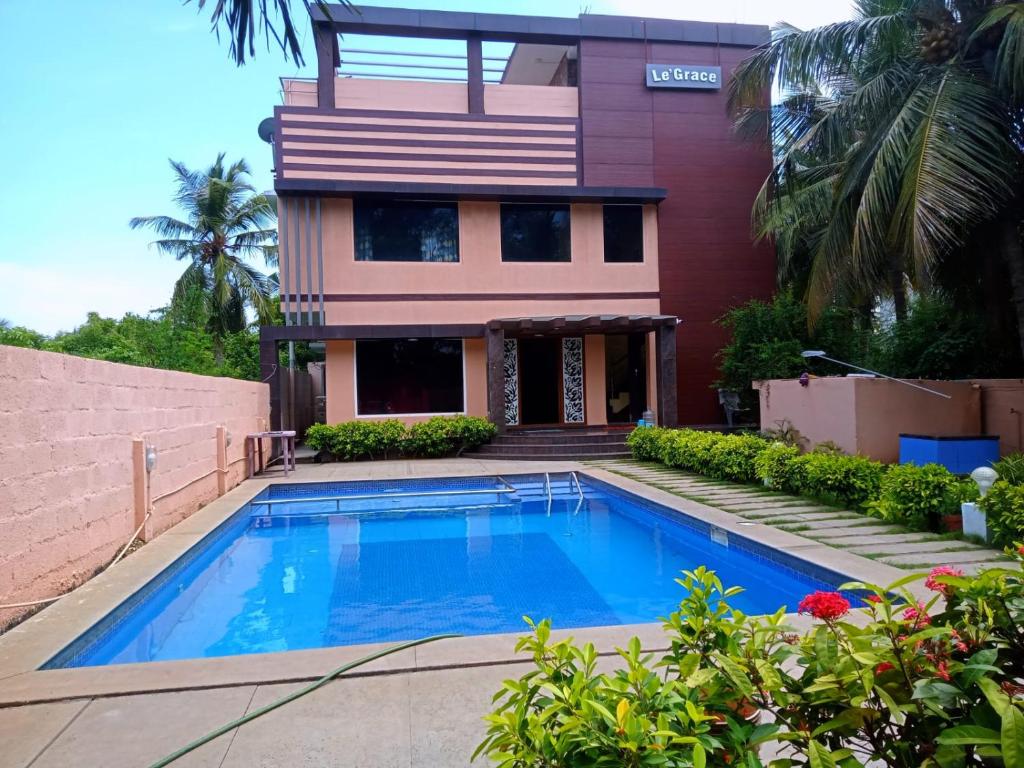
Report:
603,205,644,263
355,339,464,415
500,204,571,262
354,200,459,262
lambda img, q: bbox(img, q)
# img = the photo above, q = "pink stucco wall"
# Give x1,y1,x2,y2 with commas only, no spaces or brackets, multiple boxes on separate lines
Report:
755,377,982,462
0,346,269,629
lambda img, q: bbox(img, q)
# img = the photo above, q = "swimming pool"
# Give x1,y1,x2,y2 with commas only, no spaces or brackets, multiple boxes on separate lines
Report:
46,474,847,668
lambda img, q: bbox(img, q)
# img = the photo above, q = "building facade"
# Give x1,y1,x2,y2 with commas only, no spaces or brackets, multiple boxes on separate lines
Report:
260,5,774,432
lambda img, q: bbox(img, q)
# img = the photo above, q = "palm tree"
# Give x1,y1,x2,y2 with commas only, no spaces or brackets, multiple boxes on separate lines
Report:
729,0,1024,358
189,0,348,65
131,154,278,364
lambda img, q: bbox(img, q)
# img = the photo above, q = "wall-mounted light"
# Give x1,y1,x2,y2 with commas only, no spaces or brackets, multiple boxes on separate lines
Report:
145,446,157,473
801,350,952,399
970,466,998,497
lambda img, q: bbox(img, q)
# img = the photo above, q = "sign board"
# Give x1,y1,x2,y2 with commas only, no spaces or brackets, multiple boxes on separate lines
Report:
645,63,722,90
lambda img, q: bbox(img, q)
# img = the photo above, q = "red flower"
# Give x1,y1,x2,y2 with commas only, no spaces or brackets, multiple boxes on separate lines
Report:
925,566,963,596
936,661,951,681
866,594,883,604
903,603,932,629
1018,544,1024,557
874,662,895,675
798,591,851,621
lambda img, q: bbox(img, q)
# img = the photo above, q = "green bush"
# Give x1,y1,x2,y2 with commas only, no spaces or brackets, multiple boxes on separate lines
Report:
791,451,885,509
404,415,497,458
980,480,1024,547
661,429,725,475
993,452,1024,486
706,433,770,483
753,442,803,490
869,462,966,530
624,425,668,462
304,416,495,461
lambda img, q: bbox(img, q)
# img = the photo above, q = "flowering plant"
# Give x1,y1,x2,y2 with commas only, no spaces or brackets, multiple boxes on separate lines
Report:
476,552,1024,768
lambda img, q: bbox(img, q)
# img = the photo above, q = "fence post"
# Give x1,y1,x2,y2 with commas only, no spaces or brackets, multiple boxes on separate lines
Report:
131,438,151,542
216,425,228,496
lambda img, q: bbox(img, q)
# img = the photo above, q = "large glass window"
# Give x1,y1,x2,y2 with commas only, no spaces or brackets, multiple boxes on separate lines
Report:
354,200,459,262
500,204,571,262
355,339,464,415
603,205,644,263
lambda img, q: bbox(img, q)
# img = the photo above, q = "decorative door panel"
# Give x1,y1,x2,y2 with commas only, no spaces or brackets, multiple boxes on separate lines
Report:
503,338,519,426
561,337,585,423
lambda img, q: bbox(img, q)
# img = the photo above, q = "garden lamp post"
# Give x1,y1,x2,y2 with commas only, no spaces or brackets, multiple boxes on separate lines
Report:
799,351,952,399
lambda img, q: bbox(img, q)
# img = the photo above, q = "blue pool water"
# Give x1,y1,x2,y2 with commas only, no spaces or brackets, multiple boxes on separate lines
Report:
47,475,845,668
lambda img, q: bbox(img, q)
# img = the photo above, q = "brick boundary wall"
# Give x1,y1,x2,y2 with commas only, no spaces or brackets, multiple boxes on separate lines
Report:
0,345,270,630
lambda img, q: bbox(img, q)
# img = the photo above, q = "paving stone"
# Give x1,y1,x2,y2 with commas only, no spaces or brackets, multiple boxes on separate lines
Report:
807,525,907,539
778,520,884,532
740,507,845,519
849,541,990,556
758,512,864,524
806,533,940,547
879,550,1013,567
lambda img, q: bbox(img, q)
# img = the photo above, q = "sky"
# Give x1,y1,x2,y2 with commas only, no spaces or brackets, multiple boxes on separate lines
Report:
0,0,852,335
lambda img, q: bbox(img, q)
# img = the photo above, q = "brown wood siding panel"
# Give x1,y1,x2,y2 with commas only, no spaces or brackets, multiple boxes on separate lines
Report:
276,106,579,187
579,37,775,425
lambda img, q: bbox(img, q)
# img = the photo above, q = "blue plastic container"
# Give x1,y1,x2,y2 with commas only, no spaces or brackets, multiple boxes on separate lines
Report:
898,434,999,474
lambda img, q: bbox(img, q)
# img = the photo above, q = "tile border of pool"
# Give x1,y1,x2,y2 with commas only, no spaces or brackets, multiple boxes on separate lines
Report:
0,460,918,707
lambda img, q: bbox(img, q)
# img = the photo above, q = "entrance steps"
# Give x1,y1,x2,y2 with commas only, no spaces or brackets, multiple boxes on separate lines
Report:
464,427,633,460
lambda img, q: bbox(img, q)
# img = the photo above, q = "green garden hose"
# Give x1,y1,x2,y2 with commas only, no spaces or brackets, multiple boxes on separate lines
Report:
148,634,459,768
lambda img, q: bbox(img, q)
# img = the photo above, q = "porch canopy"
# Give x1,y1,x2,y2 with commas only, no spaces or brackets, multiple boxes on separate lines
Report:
485,314,679,430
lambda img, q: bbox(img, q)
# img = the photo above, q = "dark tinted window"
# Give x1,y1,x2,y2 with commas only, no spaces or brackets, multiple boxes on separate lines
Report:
356,339,463,415
354,200,459,262
500,204,571,262
603,205,644,263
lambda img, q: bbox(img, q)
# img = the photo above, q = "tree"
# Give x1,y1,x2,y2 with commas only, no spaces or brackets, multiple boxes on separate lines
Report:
729,0,1024,360
188,0,347,65
130,154,278,364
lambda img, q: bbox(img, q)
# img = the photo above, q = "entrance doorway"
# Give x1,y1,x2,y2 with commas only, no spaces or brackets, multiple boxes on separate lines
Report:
518,337,561,425
606,333,647,424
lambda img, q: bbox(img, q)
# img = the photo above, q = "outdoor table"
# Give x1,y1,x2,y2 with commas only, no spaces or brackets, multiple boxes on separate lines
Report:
246,430,297,477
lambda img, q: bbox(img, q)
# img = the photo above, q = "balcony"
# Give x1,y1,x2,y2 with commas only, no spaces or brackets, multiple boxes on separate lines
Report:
272,37,581,192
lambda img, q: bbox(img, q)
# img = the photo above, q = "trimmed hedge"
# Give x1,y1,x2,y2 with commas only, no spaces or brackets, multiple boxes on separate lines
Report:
627,426,983,528
305,416,496,461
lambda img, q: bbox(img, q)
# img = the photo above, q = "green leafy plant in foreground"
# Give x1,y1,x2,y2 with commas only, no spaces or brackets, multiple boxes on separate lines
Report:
476,554,1024,767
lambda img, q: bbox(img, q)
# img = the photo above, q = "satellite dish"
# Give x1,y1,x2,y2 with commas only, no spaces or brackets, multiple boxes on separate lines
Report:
257,117,275,144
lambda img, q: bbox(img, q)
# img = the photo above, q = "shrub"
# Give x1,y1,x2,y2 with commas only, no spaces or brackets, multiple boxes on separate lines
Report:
477,556,1024,768
625,425,668,462
303,416,495,461
706,433,770,483
980,480,1024,547
993,452,1024,486
754,442,803,490
404,415,496,458
791,451,885,509
661,429,724,475
869,462,965,531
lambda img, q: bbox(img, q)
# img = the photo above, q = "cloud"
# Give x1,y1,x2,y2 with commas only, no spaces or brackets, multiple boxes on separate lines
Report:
0,261,179,336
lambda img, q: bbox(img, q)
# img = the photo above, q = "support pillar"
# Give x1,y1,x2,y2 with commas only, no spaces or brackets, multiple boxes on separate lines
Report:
655,323,678,427
485,326,506,431
259,332,282,432
313,22,338,109
466,34,484,114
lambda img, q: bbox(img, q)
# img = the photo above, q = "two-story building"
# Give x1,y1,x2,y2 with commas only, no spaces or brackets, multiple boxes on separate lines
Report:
259,4,774,447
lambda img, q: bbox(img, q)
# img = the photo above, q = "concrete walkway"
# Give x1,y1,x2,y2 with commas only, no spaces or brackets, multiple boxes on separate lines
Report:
587,459,1010,573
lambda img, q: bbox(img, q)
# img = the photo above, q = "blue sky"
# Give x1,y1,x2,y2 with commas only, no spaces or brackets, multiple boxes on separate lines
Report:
0,0,851,334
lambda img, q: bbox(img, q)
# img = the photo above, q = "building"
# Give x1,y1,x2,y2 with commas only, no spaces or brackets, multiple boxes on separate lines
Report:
259,4,774,437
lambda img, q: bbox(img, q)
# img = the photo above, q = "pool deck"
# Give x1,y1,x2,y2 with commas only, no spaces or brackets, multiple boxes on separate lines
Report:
0,458,947,768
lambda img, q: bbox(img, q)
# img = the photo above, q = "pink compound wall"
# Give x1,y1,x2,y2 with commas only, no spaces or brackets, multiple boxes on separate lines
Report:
0,346,269,629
